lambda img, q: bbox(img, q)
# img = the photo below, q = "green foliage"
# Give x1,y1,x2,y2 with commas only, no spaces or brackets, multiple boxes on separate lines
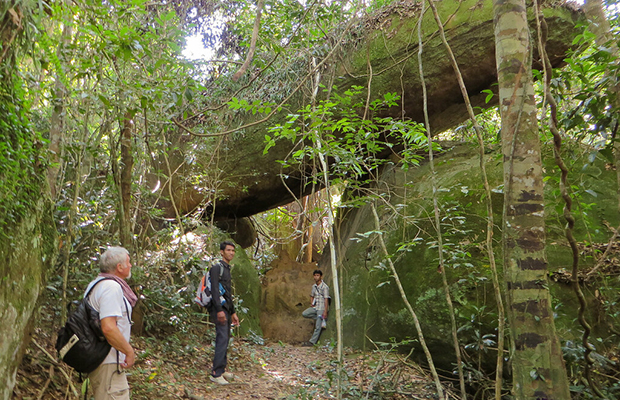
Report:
265,85,428,192
548,22,619,149
452,105,501,144
0,1,47,231
0,69,45,230
136,228,218,334
228,97,278,115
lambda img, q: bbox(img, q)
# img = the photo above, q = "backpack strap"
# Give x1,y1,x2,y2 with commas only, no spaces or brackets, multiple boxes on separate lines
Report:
211,260,225,278
115,298,132,374
84,277,113,299
207,261,225,285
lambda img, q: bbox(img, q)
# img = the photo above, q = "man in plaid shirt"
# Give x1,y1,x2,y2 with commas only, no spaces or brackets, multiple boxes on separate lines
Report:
301,269,329,346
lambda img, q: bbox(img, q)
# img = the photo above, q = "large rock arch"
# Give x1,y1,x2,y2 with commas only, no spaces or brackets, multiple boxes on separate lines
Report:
160,0,581,224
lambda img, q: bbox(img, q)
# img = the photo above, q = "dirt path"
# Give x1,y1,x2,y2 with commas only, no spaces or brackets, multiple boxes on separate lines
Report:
183,342,338,399
141,338,442,400
14,328,442,400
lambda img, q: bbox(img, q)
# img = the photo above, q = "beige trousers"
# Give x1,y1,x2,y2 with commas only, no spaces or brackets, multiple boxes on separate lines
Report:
89,363,130,400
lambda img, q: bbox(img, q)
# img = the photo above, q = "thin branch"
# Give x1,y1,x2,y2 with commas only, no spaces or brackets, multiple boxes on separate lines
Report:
178,15,359,138
182,0,321,121
208,59,244,65
370,203,445,399
32,339,79,398
0,30,19,65
232,0,265,82
36,365,54,400
363,42,373,121
586,225,620,277
418,3,465,398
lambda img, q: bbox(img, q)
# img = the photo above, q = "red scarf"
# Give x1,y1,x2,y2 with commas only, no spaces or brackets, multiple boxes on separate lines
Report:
98,273,138,307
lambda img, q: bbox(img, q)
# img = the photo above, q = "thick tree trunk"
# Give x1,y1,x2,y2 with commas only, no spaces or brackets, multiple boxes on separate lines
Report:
493,0,571,398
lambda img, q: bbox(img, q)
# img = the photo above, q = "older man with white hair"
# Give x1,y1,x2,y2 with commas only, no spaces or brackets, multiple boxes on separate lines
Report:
85,246,137,400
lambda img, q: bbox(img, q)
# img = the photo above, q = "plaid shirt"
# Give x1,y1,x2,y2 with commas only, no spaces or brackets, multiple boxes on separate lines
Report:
311,281,329,312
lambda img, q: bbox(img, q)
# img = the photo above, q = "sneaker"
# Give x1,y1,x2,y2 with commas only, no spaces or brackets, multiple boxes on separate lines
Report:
301,341,314,347
222,372,236,381
210,375,229,385
321,319,327,329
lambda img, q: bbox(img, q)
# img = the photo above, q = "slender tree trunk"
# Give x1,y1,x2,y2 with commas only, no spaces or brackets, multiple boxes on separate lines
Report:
54,17,73,326
315,140,344,399
303,195,314,263
119,110,135,250
492,0,571,397
425,0,506,394
232,0,264,82
61,152,81,325
47,23,72,199
308,54,344,399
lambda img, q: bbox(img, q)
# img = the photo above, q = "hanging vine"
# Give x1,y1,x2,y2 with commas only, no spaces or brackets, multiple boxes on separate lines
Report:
533,1,605,397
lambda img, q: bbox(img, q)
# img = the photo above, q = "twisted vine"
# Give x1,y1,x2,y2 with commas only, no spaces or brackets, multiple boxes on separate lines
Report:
533,2,604,397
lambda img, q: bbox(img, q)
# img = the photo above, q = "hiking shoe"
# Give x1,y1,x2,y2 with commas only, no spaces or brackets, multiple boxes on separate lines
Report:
222,372,236,381
301,341,314,347
210,375,229,385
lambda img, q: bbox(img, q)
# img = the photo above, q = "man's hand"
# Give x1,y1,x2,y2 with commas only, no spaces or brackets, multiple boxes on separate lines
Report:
231,313,240,327
101,316,135,369
121,348,136,368
217,310,227,325
322,311,328,319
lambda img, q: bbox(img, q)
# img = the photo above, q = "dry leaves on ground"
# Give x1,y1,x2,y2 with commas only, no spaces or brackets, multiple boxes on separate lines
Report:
13,326,444,400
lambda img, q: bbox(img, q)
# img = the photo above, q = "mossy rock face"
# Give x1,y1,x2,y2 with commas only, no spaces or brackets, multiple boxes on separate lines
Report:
229,242,263,337
0,198,57,400
259,251,324,343
324,142,619,370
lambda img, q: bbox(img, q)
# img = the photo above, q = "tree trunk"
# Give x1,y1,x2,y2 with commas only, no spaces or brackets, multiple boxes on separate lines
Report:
47,23,72,199
493,0,571,397
119,111,135,250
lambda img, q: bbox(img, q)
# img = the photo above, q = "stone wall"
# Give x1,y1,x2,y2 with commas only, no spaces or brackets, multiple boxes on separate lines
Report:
0,198,56,400
260,251,328,343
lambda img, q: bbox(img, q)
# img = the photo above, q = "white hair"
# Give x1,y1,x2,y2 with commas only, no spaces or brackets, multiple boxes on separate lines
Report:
99,247,129,273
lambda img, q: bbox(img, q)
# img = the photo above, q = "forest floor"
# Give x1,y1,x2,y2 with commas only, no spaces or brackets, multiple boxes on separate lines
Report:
13,321,449,400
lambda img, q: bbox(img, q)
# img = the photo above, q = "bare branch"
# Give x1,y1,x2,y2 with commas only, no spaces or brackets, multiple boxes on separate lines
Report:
232,0,265,82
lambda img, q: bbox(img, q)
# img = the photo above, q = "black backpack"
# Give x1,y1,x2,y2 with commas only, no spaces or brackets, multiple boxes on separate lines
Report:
55,278,114,373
